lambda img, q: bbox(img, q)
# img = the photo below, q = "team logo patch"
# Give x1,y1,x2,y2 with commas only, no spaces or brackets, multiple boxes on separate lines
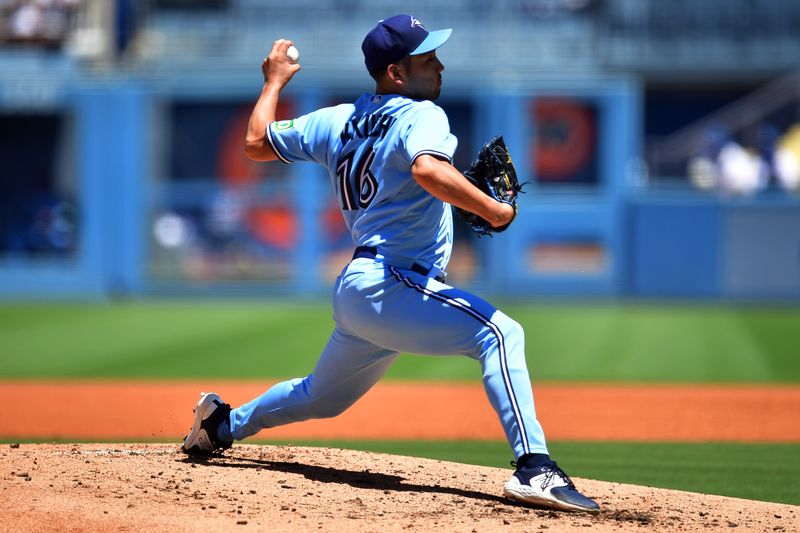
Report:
275,119,295,131
410,16,426,30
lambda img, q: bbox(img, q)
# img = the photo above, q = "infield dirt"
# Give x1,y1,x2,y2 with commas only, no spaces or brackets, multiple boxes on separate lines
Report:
2,443,797,532
5,382,799,531
5,381,800,441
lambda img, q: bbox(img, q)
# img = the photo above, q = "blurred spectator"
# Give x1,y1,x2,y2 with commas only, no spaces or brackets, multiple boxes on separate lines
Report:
687,125,728,191
2,193,77,256
775,123,800,192
207,187,247,246
0,0,83,48
687,123,791,197
716,140,766,196
756,122,781,187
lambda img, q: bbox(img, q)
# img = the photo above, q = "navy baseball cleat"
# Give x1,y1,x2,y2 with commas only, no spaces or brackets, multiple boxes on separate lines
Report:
503,456,600,513
181,392,233,456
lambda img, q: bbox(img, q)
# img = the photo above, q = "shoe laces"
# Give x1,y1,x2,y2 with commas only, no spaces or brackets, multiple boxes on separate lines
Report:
511,459,576,490
540,461,575,490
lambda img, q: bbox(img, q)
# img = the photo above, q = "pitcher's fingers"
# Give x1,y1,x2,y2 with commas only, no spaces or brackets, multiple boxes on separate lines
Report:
271,39,294,56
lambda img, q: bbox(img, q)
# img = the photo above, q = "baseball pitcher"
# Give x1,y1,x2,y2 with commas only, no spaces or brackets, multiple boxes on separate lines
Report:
181,14,599,514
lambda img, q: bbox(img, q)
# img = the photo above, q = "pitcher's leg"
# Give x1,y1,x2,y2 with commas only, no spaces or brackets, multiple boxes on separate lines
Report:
230,327,397,440
352,268,548,459
477,310,548,458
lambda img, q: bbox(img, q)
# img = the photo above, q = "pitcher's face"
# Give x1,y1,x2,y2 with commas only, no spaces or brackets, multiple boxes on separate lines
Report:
400,50,445,101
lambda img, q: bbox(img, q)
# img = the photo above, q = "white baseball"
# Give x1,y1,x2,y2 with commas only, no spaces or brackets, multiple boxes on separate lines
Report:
286,45,300,64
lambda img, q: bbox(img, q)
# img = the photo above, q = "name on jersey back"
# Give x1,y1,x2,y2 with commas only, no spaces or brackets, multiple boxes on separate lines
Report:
340,113,398,144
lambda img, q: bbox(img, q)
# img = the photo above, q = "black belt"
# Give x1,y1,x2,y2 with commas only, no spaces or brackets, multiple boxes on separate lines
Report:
352,246,446,283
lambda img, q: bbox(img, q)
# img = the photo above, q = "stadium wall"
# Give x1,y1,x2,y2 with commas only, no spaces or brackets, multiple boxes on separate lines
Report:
0,71,798,301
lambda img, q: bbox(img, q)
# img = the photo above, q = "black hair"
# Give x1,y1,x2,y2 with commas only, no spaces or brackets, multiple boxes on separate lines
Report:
369,56,411,81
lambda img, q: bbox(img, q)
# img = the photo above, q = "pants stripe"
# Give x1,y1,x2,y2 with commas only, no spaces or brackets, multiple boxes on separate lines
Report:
388,266,531,455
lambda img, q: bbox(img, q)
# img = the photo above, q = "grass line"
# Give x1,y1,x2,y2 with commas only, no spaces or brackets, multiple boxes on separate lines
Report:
252,439,800,506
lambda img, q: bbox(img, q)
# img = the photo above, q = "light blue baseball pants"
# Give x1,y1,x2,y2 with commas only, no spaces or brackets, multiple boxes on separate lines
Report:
229,257,549,458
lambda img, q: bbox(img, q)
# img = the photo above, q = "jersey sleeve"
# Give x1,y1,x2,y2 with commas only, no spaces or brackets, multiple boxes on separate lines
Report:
266,108,334,166
402,104,458,165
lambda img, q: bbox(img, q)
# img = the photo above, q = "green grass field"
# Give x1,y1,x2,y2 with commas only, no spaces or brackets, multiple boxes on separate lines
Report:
1,301,799,505
1,301,799,381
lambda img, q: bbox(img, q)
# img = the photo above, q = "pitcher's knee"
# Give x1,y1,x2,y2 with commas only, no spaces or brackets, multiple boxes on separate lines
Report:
470,312,525,360
504,318,524,342
477,314,526,364
494,313,525,346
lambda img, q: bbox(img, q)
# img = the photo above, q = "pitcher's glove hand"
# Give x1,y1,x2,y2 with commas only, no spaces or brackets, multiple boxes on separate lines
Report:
454,136,524,236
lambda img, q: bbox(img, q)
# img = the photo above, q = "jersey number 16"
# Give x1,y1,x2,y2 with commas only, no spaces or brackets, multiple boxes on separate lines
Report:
336,148,378,210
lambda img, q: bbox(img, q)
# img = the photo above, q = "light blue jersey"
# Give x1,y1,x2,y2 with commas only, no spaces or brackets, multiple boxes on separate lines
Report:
266,93,457,271
229,93,548,462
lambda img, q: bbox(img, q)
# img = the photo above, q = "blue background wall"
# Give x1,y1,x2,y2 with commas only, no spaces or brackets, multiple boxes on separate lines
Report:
2,1,799,301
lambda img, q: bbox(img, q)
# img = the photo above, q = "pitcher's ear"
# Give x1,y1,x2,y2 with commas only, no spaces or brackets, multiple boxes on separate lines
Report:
387,63,403,83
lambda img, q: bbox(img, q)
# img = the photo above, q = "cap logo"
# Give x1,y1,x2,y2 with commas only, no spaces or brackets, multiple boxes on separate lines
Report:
410,16,426,30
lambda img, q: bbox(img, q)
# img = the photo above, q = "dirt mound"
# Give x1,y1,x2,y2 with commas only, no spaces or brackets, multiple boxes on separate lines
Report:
1,444,796,532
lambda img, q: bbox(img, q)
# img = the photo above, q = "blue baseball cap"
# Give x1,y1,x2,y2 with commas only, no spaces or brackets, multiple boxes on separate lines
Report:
362,14,452,75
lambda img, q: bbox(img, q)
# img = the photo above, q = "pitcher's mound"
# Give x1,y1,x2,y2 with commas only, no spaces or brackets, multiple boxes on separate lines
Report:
2,443,795,532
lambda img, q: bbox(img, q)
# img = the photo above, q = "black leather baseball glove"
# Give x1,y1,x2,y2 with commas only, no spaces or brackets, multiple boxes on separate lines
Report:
455,136,523,236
